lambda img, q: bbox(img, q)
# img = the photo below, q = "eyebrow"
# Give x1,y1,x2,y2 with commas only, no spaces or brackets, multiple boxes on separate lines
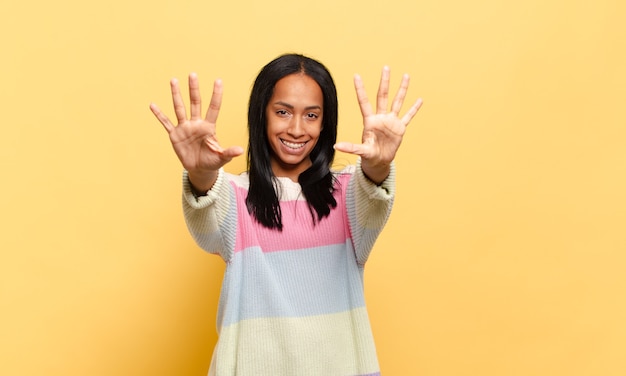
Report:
272,101,322,111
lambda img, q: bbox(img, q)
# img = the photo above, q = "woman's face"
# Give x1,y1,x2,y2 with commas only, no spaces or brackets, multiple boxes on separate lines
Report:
265,73,324,181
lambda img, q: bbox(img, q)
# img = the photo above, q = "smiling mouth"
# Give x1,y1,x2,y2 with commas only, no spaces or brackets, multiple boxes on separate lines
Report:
281,139,307,149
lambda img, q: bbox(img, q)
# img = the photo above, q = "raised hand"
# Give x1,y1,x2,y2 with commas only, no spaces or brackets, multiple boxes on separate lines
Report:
150,73,243,192
334,66,422,184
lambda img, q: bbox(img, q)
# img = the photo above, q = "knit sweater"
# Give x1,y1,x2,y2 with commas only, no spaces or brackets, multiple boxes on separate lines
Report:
182,159,395,376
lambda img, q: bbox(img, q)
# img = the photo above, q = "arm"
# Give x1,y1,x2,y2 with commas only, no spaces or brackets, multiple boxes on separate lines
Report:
336,66,422,264
150,73,243,261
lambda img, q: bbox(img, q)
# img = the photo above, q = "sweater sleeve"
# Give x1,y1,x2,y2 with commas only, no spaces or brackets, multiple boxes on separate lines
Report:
346,158,396,265
182,169,237,262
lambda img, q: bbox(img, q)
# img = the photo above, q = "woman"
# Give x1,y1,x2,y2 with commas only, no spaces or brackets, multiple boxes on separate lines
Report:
150,54,422,376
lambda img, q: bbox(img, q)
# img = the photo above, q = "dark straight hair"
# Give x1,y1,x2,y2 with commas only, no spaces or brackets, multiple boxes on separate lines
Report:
246,53,339,230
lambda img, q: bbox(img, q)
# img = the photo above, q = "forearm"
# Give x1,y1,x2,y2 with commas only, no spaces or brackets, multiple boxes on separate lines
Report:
182,169,235,261
348,159,396,264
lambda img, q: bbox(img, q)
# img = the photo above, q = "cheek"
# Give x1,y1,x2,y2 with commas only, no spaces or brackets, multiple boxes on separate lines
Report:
311,119,323,137
313,128,323,139
265,117,281,136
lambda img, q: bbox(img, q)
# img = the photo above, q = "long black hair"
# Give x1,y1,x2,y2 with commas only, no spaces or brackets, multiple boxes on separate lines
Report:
246,54,339,230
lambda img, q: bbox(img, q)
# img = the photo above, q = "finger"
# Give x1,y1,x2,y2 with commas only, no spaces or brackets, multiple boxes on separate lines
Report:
376,66,390,114
149,103,175,133
401,98,424,126
391,73,410,115
205,138,224,153
170,78,187,124
205,139,244,159
221,145,245,160
354,74,373,118
334,141,369,157
189,73,202,121
205,79,223,124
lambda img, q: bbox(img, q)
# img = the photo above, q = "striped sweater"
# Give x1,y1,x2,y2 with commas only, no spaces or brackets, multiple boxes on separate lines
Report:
182,159,395,376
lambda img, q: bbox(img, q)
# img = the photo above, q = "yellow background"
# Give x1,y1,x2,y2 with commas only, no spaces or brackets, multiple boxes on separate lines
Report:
1,0,625,374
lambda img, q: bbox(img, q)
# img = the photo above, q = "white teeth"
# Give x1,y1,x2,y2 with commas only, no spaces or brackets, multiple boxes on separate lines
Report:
281,140,306,149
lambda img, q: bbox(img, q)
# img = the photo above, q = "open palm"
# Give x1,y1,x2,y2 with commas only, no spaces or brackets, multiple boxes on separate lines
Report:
335,67,423,183
150,73,243,190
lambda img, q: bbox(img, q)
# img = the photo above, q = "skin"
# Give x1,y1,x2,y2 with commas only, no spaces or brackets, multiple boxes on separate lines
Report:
150,66,423,192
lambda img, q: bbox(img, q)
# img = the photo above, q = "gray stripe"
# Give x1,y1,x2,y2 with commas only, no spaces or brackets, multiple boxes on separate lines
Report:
217,240,366,327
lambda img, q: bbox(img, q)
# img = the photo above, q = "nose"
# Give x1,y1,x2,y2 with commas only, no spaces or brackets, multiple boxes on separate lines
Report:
287,116,305,138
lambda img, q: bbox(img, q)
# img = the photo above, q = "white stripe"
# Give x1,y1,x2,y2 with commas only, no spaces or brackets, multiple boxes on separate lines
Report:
212,308,380,376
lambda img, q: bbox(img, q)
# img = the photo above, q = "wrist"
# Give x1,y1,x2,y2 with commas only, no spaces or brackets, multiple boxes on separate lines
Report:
360,160,391,185
187,170,218,193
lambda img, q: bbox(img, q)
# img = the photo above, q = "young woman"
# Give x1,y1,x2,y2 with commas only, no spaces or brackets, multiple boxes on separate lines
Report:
150,54,422,376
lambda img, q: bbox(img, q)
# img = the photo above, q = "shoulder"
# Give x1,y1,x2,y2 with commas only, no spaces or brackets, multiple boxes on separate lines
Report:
334,164,356,175
225,171,250,190
333,164,356,183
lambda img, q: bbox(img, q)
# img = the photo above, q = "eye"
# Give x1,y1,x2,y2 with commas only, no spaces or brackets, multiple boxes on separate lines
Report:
306,112,319,119
276,109,290,117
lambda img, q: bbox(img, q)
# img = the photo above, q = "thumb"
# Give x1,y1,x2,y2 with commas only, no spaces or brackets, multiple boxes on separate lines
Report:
334,142,366,156
221,146,245,161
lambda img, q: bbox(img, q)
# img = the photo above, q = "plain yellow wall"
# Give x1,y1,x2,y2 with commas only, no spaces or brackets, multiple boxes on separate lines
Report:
2,0,625,375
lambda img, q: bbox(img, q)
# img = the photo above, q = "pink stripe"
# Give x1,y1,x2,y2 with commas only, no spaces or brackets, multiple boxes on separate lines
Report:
233,177,351,253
